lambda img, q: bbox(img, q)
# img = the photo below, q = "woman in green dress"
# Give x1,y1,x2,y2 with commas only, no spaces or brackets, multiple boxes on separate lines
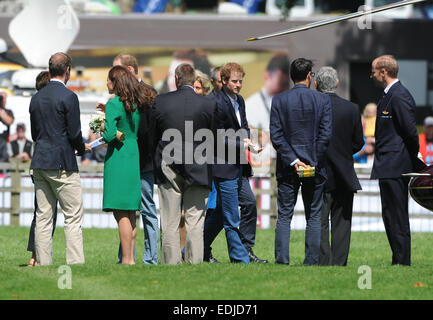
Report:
102,65,155,264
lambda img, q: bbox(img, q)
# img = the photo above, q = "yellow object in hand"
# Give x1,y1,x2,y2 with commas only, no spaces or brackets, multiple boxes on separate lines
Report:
297,165,315,178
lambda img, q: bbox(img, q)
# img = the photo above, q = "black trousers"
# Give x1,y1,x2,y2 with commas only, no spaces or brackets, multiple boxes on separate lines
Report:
379,177,411,266
319,190,354,266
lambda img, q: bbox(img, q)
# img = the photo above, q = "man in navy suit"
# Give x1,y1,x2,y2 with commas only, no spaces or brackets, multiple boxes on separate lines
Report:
315,67,364,266
30,52,91,266
204,62,263,264
370,55,425,266
270,58,332,265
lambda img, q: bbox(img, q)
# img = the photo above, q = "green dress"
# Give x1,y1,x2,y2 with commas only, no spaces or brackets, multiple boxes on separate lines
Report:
102,96,141,212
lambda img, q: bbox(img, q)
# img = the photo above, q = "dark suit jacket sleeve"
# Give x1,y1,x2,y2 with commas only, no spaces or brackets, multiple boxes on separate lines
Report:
151,98,161,153
316,95,332,164
391,95,419,157
270,96,298,165
352,105,364,154
65,93,85,156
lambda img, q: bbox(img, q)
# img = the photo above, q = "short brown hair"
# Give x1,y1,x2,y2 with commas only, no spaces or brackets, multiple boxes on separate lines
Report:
375,55,399,78
220,62,245,83
49,52,71,77
114,53,139,75
175,63,195,87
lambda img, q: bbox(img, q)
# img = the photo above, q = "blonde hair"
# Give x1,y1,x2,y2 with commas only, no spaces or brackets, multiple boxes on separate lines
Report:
195,70,211,95
363,103,377,118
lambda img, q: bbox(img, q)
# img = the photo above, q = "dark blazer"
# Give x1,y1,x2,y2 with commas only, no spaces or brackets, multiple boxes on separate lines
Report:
211,89,252,180
371,81,425,179
137,81,157,174
324,93,364,192
29,80,85,172
152,85,216,187
270,84,332,180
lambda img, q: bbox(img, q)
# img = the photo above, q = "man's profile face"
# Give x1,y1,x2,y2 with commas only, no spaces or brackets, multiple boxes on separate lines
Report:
370,61,385,89
224,71,243,96
213,70,223,92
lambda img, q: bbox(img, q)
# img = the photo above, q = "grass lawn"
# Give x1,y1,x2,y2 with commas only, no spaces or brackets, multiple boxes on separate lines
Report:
1,226,433,300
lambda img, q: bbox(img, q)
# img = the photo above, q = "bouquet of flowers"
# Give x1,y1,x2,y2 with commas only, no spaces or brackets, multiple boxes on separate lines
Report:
89,111,106,134
89,110,125,142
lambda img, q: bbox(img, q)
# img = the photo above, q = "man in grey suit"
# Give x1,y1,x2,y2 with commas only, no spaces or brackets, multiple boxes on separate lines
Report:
315,67,364,266
30,52,91,266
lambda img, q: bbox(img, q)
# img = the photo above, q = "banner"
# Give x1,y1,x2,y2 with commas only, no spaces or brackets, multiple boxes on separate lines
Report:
229,0,264,14
133,0,168,14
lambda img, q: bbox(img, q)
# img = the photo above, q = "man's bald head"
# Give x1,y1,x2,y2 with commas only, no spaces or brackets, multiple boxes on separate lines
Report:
49,52,72,78
373,55,399,79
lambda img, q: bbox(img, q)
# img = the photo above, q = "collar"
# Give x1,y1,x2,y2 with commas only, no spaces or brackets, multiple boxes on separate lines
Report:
223,89,238,103
181,85,194,91
293,84,308,89
50,78,66,86
384,79,399,94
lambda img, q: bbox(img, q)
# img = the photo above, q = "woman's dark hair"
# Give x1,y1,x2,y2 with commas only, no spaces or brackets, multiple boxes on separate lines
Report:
290,58,313,83
36,71,51,91
108,65,156,113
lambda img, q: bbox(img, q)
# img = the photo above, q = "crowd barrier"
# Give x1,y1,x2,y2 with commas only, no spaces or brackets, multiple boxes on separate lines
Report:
0,160,432,232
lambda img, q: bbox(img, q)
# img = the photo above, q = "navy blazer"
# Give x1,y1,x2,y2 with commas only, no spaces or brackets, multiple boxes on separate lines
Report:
29,81,85,172
270,84,332,180
324,93,364,192
137,81,157,174
211,89,252,180
152,85,216,187
371,81,425,179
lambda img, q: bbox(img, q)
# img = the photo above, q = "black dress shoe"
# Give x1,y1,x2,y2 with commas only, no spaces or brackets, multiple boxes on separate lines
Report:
204,253,221,264
248,248,268,263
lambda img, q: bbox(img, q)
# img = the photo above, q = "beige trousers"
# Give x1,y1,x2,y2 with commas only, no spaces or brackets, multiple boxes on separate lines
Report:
158,161,208,265
33,169,85,266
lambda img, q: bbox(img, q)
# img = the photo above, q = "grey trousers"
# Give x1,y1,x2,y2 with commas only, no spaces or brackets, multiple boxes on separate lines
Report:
33,169,85,266
158,162,208,265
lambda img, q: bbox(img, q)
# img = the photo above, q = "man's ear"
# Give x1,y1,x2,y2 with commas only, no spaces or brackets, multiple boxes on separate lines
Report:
336,79,340,89
314,80,318,90
127,66,135,75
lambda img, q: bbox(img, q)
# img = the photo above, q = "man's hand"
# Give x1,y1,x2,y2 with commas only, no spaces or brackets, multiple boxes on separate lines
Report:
84,143,92,154
295,161,308,172
243,138,264,154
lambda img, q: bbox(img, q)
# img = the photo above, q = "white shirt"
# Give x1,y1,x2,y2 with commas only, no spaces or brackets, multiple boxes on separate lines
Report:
384,79,399,94
50,78,66,86
245,88,272,130
225,91,241,126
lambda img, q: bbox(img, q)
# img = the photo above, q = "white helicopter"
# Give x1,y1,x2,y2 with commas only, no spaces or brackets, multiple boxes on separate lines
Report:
0,0,107,141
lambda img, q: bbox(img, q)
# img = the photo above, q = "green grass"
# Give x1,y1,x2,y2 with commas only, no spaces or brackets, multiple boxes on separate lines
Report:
1,226,433,300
